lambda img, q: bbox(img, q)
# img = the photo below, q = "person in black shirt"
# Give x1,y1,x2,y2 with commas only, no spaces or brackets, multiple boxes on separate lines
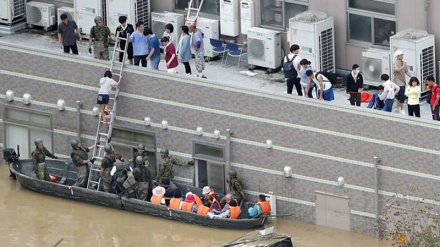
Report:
116,16,134,64
346,64,364,106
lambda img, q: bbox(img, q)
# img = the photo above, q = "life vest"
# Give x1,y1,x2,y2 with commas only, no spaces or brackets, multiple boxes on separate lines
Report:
209,197,222,211
169,198,182,210
194,195,203,207
257,201,271,215
197,205,210,215
228,206,241,219
151,194,164,205
182,201,195,212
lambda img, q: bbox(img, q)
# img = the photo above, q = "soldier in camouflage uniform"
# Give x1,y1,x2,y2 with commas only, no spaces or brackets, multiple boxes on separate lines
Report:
88,16,114,60
100,144,116,193
155,149,193,184
32,139,58,181
130,143,150,169
70,139,96,188
220,169,246,207
132,156,151,200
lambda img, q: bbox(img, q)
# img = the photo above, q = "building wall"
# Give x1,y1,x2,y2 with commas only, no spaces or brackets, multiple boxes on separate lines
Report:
1,44,440,235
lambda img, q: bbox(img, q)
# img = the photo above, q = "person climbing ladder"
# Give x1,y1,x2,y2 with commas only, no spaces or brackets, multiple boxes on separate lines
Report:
97,70,120,124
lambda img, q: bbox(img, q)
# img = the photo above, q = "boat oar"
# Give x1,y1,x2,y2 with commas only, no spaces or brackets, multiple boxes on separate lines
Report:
261,213,293,218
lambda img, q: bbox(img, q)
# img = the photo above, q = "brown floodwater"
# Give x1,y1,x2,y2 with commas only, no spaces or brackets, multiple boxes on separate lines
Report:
0,164,391,247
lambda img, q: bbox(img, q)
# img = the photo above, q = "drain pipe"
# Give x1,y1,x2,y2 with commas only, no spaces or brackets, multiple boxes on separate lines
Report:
374,156,380,238
225,129,233,192
76,100,82,142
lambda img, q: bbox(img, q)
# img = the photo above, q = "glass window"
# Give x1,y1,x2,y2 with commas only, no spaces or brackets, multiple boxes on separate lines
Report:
349,14,371,43
347,0,396,46
174,0,220,16
194,143,224,160
261,0,308,30
349,0,395,15
4,107,52,128
112,127,155,149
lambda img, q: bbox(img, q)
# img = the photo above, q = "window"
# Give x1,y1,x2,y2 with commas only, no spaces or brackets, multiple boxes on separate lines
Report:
347,0,396,46
194,143,224,161
261,0,308,30
4,106,53,158
174,0,220,16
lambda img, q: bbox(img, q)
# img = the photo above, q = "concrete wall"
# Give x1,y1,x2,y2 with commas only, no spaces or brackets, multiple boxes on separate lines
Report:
2,44,440,235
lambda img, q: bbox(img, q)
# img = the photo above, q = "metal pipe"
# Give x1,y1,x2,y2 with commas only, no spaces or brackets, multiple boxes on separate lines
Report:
374,156,380,238
76,101,82,142
225,129,233,193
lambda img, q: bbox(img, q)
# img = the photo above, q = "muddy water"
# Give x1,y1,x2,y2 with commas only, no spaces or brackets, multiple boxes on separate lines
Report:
0,164,390,247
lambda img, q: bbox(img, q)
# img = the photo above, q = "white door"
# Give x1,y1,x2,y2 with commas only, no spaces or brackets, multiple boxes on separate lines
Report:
75,0,102,35
315,191,350,231
6,125,30,159
106,0,136,33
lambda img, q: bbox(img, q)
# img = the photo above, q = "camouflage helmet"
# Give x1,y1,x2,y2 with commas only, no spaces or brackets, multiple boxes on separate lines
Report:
34,138,43,146
70,139,79,148
104,144,112,153
160,149,169,156
135,156,144,165
137,143,145,152
94,16,103,24
228,169,237,177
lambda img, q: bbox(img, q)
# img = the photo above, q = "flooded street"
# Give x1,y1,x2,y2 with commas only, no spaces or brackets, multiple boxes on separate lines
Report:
0,164,390,247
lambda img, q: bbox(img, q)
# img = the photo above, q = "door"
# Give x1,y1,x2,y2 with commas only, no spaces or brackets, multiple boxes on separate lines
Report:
315,191,350,231
196,159,208,188
5,125,30,159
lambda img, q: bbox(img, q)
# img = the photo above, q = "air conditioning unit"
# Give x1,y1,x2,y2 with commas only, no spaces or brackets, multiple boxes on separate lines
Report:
193,17,219,58
26,1,55,29
106,0,136,33
0,0,26,24
240,0,255,35
135,0,150,27
362,48,391,88
247,27,282,70
57,7,75,25
288,11,335,72
390,28,436,92
74,0,103,35
151,11,184,45
220,0,239,36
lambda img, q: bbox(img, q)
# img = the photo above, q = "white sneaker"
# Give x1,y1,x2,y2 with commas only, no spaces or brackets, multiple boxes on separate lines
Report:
400,110,406,115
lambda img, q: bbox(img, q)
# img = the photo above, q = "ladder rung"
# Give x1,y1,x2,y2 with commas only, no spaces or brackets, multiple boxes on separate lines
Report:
99,132,109,137
115,48,125,53
89,180,99,184
189,7,200,11
117,37,127,41
94,157,103,160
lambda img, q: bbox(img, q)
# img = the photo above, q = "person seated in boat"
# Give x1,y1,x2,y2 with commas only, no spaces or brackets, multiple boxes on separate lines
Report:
120,168,138,198
132,156,151,201
221,170,246,208
207,199,240,219
70,139,96,188
169,189,183,210
182,192,198,213
213,194,232,215
100,144,116,193
161,178,179,206
31,138,58,181
248,194,271,218
201,186,221,211
151,186,166,205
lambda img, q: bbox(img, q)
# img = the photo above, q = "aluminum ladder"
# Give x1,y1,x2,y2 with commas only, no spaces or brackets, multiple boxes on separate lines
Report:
185,0,205,26
87,31,128,190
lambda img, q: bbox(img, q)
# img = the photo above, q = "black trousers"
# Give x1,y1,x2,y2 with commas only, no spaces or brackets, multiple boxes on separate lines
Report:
63,43,79,55
431,105,439,120
407,104,420,117
183,61,192,74
287,77,302,96
119,42,133,62
134,55,147,67
349,92,361,106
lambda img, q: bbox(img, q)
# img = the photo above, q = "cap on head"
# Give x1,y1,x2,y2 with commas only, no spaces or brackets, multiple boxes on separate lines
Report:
394,50,404,57
228,169,237,177
202,186,210,195
104,144,112,153
160,149,169,156
137,143,145,152
70,139,79,148
34,138,43,146
94,16,103,24
135,156,144,165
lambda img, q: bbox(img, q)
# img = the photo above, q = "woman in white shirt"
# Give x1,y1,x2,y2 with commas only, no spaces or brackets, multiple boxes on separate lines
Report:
404,77,421,117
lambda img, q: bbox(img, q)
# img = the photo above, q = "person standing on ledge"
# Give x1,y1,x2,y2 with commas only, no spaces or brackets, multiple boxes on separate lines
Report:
57,13,82,55
88,16,114,60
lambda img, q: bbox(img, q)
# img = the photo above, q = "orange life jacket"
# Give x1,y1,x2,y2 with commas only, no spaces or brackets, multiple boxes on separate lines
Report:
197,205,210,215
228,206,241,219
182,201,195,212
169,198,182,210
209,197,222,211
257,201,271,215
151,194,163,205
194,195,203,207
